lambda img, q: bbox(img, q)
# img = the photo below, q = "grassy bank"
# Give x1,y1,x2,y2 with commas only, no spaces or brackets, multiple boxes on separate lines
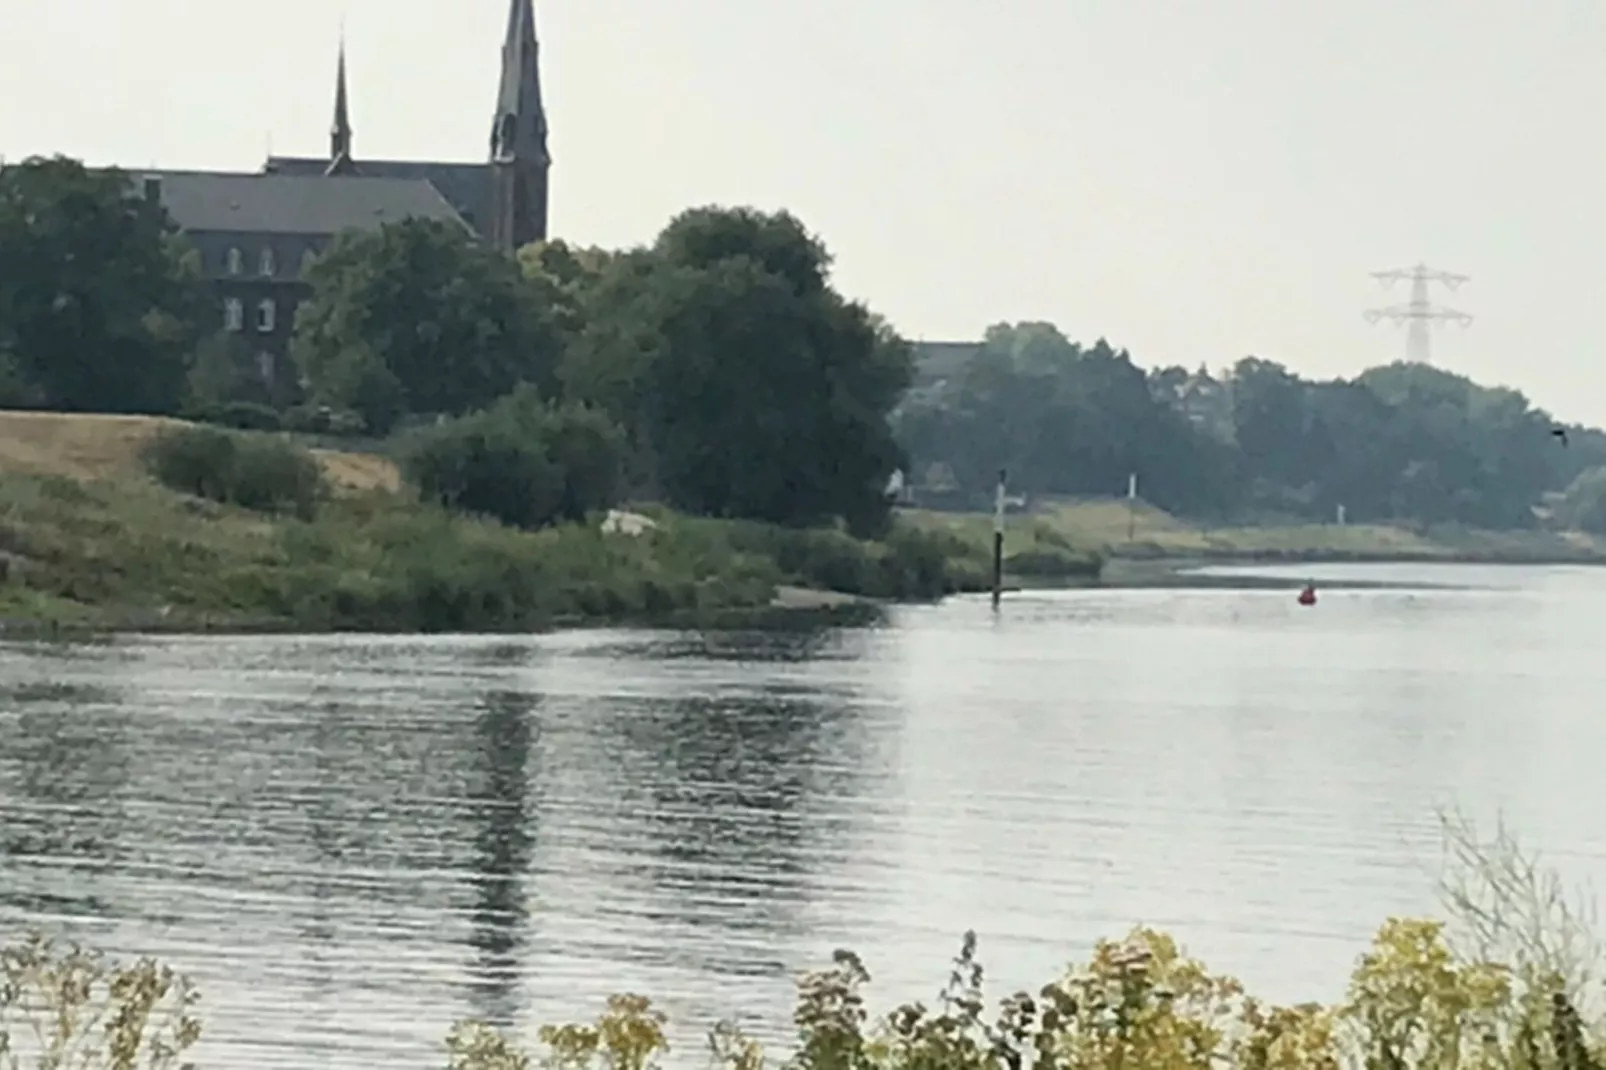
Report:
904,496,1606,572
0,412,992,633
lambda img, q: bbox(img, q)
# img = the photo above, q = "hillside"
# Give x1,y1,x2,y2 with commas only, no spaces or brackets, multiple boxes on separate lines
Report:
0,410,400,491
0,412,992,633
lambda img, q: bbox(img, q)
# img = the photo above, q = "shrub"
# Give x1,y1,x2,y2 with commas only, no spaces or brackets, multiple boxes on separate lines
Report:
205,400,283,431
142,425,325,518
0,932,200,1068
400,387,625,530
676,517,987,600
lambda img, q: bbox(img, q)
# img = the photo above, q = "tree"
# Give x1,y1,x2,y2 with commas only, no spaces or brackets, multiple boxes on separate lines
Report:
895,325,1242,516
565,206,911,535
400,386,625,530
0,156,203,413
292,218,563,434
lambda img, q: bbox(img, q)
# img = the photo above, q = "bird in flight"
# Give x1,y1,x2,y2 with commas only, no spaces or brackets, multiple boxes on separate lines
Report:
1553,427,1569,447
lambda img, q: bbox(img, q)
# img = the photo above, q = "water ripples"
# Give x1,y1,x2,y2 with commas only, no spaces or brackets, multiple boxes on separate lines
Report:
4,566,1606,1067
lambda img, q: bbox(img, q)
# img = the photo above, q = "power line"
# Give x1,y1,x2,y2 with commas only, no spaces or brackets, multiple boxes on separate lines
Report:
1363,263,1473,365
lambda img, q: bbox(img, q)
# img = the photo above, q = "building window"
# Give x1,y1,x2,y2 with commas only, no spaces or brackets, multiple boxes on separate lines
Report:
256,352,275,383
259,247,276,276
300,249,318,277
226,247,243,275
223,298,243,332
257,299,276,333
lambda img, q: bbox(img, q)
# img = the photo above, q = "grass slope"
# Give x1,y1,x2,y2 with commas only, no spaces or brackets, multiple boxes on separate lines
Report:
0,412,996,633
0,410,400,491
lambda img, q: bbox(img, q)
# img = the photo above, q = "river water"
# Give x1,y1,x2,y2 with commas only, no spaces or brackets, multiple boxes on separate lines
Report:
2,562,1604,1068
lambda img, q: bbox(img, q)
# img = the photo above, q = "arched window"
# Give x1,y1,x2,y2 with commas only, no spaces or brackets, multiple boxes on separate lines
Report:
256,299,276,333
259,247,276,276
223,298,243,331
225,247,243,275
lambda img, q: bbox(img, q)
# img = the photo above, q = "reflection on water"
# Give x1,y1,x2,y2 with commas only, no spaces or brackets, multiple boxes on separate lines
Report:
4,565,1606,1069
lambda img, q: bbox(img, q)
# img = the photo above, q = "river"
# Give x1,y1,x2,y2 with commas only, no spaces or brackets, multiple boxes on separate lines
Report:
1,562,1603,1068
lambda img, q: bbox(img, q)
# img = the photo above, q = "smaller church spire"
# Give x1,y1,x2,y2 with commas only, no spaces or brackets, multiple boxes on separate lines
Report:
326,35,357,175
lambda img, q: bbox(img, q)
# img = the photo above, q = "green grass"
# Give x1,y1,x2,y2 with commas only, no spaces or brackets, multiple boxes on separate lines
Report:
903,496,1606,566
0,466,994,634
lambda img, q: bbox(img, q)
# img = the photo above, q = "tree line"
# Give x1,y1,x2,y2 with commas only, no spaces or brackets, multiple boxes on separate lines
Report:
5,154,1606,536
896,321,1606,532
0,155,910,537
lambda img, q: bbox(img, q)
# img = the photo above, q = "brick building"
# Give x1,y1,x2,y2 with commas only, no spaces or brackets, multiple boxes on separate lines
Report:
135,0,552,389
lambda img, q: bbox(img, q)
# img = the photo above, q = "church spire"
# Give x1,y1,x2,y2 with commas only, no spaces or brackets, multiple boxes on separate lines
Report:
326,36,357,175
488,0,551,250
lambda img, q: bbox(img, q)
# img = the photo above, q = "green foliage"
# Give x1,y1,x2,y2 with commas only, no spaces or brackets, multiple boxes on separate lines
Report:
293,218,564,433
562,207,910,534
898,327,1240,519
661,515,989,600
0,932,201,1069
400,387,626,530
141,425,324,518
0,156,202,414
900,334,1583,531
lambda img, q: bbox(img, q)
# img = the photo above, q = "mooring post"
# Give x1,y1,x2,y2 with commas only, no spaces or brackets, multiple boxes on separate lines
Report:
991,468,1007,609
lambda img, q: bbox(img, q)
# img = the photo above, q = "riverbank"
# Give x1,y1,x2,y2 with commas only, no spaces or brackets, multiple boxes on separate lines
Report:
0,411,999,634
903,497,1606,575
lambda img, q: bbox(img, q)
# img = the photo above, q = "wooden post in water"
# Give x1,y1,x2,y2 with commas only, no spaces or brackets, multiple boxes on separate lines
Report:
991,468,1007,609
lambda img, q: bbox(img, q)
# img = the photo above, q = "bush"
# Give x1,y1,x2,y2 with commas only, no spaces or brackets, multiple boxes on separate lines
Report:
0,932,200,1068
671,517,988,600
400,387,625,530
142,425,325,518
205,400,283,431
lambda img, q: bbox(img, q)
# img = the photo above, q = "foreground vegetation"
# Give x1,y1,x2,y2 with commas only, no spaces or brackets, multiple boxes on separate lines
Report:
5,811,1601,1070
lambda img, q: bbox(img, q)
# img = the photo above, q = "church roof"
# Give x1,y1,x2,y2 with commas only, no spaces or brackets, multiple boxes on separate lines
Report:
263,157,492,234
144,170,470,236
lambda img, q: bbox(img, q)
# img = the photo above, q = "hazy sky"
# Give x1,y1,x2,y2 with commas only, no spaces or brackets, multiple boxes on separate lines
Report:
4,0,1605,421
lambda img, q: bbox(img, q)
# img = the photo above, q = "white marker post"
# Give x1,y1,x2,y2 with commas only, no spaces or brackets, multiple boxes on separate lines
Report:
1126,472,1139,542
991,468,1007,610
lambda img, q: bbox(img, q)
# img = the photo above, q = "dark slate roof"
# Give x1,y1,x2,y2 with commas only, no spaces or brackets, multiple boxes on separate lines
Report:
263,156,492,235
142,170,470,236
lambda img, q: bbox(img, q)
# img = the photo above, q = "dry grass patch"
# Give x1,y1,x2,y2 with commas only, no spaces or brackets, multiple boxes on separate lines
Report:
0,410,399,493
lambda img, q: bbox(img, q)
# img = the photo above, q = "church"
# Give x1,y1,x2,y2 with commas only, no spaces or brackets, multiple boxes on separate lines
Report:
139,0,552,385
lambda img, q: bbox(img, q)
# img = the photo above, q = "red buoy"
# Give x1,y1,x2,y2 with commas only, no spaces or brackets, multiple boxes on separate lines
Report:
1297,583,1317,607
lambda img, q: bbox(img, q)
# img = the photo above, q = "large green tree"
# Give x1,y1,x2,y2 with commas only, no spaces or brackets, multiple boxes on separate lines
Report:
563,207,911,535
293,218,563,434
0,156,202,413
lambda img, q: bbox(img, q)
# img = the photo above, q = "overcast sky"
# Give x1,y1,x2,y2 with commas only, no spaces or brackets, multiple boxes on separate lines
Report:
3,0,1604,421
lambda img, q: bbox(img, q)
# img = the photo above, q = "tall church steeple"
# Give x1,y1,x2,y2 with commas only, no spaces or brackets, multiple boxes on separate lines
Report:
488,0,550,252
326,37,357,175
